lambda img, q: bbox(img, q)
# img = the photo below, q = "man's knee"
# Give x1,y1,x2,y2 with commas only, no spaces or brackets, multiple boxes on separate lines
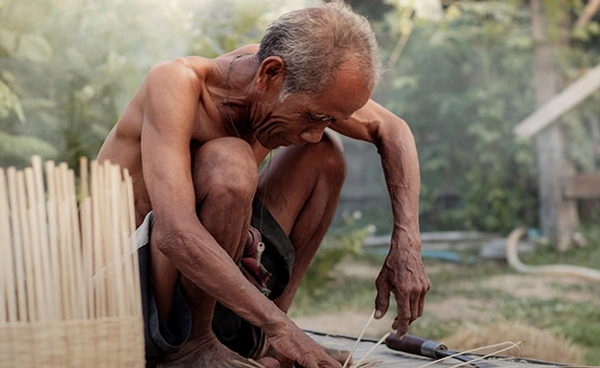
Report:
192,138,258,201
311,131,346,182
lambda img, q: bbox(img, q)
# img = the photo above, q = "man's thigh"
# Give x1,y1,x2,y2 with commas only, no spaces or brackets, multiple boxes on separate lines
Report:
256,131,345,235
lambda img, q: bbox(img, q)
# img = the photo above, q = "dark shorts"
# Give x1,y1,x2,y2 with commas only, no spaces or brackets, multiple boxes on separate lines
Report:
136,198,295,365
136,212,192,365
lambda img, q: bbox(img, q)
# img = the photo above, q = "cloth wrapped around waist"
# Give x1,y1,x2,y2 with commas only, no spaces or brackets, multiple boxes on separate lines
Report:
212,197,295,359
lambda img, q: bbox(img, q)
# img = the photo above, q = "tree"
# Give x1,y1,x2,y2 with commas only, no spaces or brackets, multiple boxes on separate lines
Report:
187,0,316,58
0,0,57,167
379,1,539,232
367,0,600,234
0,0,192,168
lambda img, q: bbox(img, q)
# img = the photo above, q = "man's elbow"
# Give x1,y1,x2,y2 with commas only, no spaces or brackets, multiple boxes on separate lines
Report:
151,223,189,258
374,117,416,151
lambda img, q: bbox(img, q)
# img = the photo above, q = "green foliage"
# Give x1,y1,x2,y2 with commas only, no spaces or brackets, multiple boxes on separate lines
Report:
297,212,374,300
0,0,192,168
377,1,540,232
188,0,315,57
0,0,315,169
356,0,600,233
1,0,599,235
418,231,600,365
0,130,57,167
292,233,600,364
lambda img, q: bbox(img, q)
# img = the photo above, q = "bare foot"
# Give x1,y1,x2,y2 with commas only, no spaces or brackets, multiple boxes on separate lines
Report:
158,336,258,368
263,344,350,368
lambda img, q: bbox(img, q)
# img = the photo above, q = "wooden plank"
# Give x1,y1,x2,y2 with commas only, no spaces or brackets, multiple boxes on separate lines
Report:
305,330,563,367
529,0,580,251
563,173,600,199
575,0,600,28
365,232,491,248
514,63,600,138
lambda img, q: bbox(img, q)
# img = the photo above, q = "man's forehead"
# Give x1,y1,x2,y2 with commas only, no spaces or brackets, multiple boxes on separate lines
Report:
311,80,371,118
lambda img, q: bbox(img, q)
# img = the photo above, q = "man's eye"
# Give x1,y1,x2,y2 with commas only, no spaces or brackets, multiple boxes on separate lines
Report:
307,113,334,123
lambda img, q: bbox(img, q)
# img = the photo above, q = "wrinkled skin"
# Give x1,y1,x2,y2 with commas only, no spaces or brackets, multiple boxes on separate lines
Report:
376,247,430,336
97,42,430,367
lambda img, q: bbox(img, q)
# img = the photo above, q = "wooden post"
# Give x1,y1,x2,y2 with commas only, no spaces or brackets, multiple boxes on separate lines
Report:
531,0,579,251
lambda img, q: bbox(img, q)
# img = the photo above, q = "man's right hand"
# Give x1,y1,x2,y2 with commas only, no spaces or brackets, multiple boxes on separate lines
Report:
263,318,343,368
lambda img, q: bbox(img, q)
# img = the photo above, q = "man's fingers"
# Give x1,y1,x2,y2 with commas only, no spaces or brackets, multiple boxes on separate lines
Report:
410,295,420,322
392,315,410,336
374,285,390,319
417,293,425,318
394,316,410,336
393,293,412,335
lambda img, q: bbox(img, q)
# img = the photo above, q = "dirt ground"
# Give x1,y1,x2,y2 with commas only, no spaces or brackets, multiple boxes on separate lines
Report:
292,259,393,338
291,258,595,364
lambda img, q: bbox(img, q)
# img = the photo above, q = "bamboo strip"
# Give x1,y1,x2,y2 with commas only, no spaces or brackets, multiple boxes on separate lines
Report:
0,156,144,366
80,157,94,320
32,156,57,321
8,168,28,322
63,164,81,320
24,168,46,322
68,167,86,320
108,164,126,318
90,160,107,318
99,161,114,318
0,168,13,322
343,310,376,368
446,342,521,368
414,341,521,368
16,171,37,322
55,163,75,320
116,168,133,317
44,161,62,321
353,332,389,367
124,169,142,316
114,165,129,365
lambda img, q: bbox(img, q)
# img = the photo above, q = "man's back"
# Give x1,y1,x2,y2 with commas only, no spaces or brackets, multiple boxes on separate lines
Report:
97,50,260,225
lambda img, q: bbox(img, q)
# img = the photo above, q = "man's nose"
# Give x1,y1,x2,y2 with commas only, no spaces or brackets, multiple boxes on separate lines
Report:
299,127,325,144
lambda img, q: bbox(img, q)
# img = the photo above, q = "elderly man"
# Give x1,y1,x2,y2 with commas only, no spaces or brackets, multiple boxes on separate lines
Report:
98,2,429,367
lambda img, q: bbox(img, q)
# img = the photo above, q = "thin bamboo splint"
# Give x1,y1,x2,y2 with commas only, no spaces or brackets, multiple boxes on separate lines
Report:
0,156,144,367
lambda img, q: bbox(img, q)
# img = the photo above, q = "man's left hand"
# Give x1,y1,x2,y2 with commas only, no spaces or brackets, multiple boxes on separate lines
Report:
374,245,430,337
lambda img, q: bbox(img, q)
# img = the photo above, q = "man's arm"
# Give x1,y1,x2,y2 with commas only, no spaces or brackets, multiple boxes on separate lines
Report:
140,60,340,367
331,99,431,336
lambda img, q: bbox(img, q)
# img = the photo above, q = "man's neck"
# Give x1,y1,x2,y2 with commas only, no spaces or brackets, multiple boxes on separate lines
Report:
221,54,258,138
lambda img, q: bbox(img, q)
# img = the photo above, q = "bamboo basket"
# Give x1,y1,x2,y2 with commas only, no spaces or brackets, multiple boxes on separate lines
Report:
0,156,144,367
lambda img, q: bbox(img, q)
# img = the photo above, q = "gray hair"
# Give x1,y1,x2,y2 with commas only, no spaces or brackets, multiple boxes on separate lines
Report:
257,1,381,99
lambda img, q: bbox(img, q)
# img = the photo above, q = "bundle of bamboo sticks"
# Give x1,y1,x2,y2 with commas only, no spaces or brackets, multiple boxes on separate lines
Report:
0,156,144,367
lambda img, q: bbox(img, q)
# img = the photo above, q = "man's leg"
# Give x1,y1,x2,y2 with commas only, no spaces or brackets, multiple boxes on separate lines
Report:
256,131,349,365
151,138,263,367
257,131,346,311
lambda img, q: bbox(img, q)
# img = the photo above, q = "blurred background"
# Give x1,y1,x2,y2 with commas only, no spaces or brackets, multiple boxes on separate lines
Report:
1,0,599,365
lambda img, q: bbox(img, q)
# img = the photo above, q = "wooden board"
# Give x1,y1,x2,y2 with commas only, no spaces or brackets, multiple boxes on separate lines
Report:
563,173,600,199
514,63,600,138
306,331,565,367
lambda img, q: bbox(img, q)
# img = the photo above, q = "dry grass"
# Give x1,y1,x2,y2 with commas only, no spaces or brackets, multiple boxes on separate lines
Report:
443,320,586,365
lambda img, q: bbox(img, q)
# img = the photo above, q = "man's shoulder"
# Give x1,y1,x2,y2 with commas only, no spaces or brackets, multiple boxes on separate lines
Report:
147,56,214,85
147,45,259,83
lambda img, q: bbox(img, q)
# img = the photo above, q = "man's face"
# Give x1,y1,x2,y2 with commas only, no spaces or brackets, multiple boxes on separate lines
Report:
253,66,371,149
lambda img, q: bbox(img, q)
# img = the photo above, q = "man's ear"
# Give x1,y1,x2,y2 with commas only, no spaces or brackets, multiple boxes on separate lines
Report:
256,56,285,92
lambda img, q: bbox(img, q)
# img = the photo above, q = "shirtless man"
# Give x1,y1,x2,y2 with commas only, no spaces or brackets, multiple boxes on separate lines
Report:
97,2,430,367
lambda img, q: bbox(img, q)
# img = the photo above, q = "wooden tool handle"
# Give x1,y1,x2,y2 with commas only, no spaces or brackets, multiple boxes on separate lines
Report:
385,334,447,359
